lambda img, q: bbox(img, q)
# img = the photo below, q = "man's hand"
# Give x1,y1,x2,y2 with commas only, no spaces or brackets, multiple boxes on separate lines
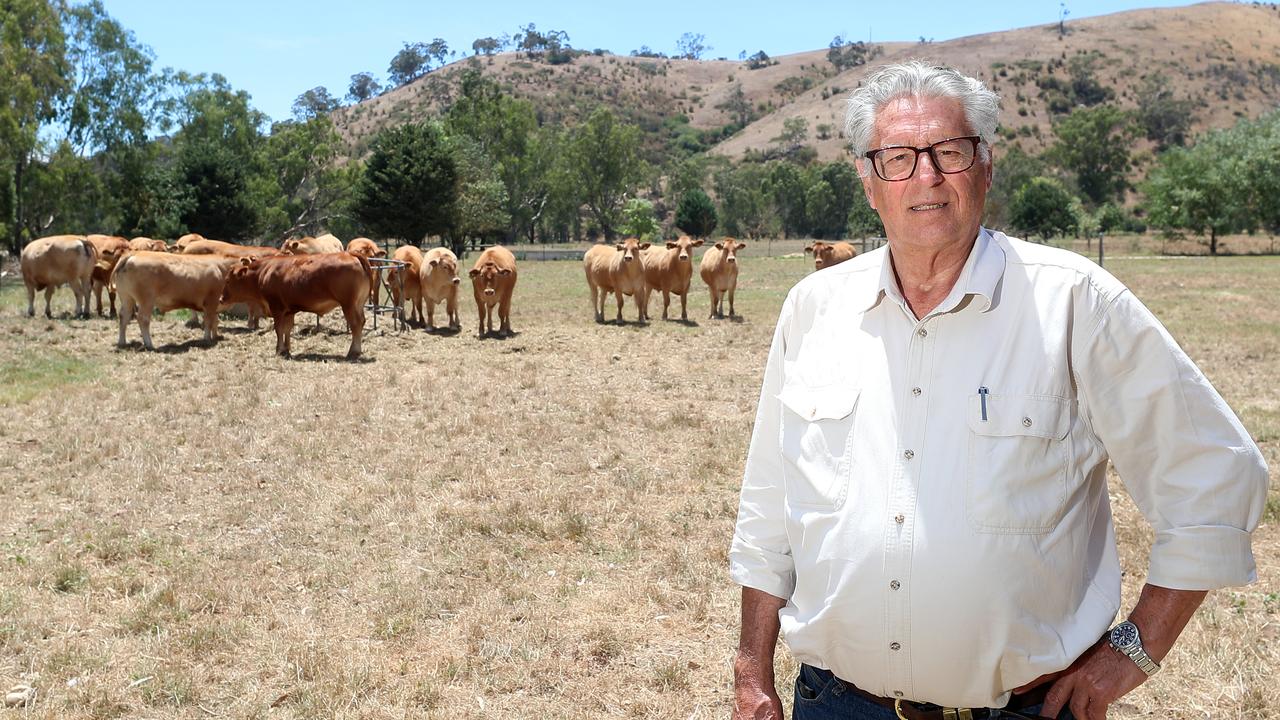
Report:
1013,638,1147,719
732,680,784,720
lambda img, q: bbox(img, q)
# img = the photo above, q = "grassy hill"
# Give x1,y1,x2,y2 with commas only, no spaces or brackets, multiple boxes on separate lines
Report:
330,2,1280,165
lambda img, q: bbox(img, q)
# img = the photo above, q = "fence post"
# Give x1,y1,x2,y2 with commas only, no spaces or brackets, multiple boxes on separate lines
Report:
1098,232,1105,268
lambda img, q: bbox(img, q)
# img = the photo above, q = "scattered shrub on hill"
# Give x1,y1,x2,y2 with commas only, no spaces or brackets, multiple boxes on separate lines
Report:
745,51,774,70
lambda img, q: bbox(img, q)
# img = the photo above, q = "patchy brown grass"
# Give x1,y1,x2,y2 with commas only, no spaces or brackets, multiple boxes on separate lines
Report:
0,248,1275,719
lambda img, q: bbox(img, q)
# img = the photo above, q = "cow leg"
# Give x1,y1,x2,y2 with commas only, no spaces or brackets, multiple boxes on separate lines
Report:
415,294,425,326
614,290,625,324
117,296,135,348
588,283,600,323
426,300,436,331
499,290,512,337
109,288,117,318
278,312,297,357
25,283,35,317
342,302,365,359
44,286,56,318
475,295,486,338
679,290,688,322
137,300,155,350
203,301,219,344
663,290,672,320
708,288,719,319
728,284,737,318
75,278,90,318
447,292,459,330
94,281,104,317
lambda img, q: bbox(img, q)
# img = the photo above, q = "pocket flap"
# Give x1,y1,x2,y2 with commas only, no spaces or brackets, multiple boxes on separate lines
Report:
779,383,860,422
967,393,1071,440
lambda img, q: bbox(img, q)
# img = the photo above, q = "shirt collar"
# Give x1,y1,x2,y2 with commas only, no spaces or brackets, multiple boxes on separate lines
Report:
862,227,1005,315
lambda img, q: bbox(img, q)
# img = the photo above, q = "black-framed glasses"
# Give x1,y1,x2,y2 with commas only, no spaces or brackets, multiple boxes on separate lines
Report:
863,136,982,182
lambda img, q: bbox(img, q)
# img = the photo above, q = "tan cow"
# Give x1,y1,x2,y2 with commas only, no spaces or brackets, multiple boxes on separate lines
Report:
112,251,231,350
282,233,343,255
128,237,170,253
222,252,371,358
172,233,204,253
584,237,651,324
345,237,385,259
420,247,461,331
804,240,857,271
468,245,517,338
699,238,746,319
86,234,131,317
388,245,424,325
182,238,278,259
20,235,96,318
641,235,703,322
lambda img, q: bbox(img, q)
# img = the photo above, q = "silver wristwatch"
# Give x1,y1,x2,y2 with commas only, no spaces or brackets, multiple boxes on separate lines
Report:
1108,620,1161,676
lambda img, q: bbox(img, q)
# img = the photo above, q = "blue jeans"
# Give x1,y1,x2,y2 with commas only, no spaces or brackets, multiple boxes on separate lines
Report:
793,664,1076,720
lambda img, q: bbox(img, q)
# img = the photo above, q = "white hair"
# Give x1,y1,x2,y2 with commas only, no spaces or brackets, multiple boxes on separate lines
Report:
844,60,1000,175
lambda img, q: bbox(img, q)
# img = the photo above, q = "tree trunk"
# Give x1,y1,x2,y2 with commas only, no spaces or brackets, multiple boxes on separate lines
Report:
1210,228,1218,256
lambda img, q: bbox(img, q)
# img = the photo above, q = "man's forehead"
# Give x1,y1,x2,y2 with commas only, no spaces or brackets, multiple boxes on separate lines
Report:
871,95,972,146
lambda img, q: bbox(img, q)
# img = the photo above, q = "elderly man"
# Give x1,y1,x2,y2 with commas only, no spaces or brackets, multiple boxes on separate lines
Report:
730,61,1268,720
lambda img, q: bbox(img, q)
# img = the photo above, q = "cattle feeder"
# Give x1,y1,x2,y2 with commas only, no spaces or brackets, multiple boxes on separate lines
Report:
366,257,409,332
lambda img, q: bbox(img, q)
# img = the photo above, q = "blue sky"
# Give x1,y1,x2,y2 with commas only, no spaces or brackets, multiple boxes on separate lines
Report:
102,1,1200,124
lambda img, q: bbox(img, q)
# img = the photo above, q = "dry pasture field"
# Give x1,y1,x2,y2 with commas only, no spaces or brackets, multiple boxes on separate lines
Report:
0,250,1276,719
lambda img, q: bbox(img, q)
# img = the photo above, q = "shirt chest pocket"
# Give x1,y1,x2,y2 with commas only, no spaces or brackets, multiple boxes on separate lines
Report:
778,383,860,509
966,393,1074,533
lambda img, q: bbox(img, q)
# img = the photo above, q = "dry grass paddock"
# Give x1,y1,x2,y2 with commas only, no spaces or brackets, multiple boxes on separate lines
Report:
0,248,1276,719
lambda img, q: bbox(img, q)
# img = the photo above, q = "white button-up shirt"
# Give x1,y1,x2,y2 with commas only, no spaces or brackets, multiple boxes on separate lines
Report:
729,228,1268,708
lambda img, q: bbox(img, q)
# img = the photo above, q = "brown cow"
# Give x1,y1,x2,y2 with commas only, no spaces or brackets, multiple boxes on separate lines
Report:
182,238,278,259
420,247,461,331
222,252,371,358
20,235,96,318
699,238,746,319
112,251,231,350
804,240,857,271
86,234,131,317
641,235,703,322
584,237,651,324
388,245,424,325
345,237,385,259
468,245,517,338
282,233,343,255
129,237,170,253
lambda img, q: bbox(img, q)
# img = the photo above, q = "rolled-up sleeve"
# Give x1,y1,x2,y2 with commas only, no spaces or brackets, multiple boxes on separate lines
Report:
1077,288,1269,590
729,295,796,600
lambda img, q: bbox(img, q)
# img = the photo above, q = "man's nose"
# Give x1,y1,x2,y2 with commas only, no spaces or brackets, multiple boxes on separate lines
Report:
914,151,945,184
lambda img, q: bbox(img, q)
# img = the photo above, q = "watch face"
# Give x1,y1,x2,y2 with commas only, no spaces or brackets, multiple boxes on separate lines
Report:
1111,623,1138,648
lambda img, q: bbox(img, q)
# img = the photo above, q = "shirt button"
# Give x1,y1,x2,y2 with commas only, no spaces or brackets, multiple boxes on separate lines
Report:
890,580,901,590
912,387,922,396
917,328,928,338
894,513,905,524
1023,417,1033,427
890,642,901,651
903,449,914,460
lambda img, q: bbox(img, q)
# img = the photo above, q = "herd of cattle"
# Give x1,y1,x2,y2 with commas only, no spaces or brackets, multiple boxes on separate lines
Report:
14,231,858,359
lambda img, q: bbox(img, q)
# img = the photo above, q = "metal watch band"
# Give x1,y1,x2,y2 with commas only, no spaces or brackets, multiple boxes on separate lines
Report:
1123,644,1161,676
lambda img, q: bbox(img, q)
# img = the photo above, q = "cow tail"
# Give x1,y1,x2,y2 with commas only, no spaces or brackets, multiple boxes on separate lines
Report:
80,238,94,259
355,252,374,294
109,254,130,293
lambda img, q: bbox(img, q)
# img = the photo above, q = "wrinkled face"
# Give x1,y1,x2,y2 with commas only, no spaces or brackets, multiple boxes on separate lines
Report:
614,237,650,263
429,255,460,285
666,236,703,262
469,262,511,297
858,95,992,254
714,239,746,263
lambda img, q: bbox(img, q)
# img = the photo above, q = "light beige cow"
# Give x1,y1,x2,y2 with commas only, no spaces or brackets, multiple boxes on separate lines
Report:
128,237,170,253
389,245,424,325
641,235,703,322
86,234,131,317
112,251,232,350
699,238,746,319
282,233,343,255
584,237,651,324
171,233,204,253
20,235,96,318
182,238,278,259
420,247,461,331
804,240,857,271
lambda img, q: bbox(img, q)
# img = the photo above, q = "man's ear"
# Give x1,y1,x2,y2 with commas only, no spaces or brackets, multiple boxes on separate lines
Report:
857,161,878,211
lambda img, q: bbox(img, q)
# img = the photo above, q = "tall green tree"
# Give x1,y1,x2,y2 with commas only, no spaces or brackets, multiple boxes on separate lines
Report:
984,146,1047,230
1049,105,1136,206
291,86,339,121
565,107,645,240
0,0,68,250
1010,177,1078,241
620,198,660,239
346,72,381,103
176,140,256,240
1135,73,1195,151
450,133,509,248
675,188,717,238
1144,125,1251,256
353,121,458,245
766,161,807,238
715,163,773,239
388,42,430,86
259,116,360,241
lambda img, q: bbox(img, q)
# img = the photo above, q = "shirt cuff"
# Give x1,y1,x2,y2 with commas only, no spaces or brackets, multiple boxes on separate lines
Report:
1147,525,1258,590
729,535,796,600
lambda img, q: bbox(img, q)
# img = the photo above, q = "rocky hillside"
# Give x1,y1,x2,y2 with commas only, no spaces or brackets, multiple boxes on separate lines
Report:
331,2,1280,164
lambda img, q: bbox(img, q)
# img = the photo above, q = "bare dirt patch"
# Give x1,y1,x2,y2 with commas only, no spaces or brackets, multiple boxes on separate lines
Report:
0,250,1275,718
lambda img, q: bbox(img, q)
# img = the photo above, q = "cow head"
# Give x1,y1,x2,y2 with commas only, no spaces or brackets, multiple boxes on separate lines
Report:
282,239,302,255
805,241,831,269
469,262,511,296
613,237,650,263
428,253,460,285
665,235,703,262
714,238,747,263
221,257,262,303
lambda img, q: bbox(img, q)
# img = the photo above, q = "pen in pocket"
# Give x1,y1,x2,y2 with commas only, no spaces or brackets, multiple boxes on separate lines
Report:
978,386,989,421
